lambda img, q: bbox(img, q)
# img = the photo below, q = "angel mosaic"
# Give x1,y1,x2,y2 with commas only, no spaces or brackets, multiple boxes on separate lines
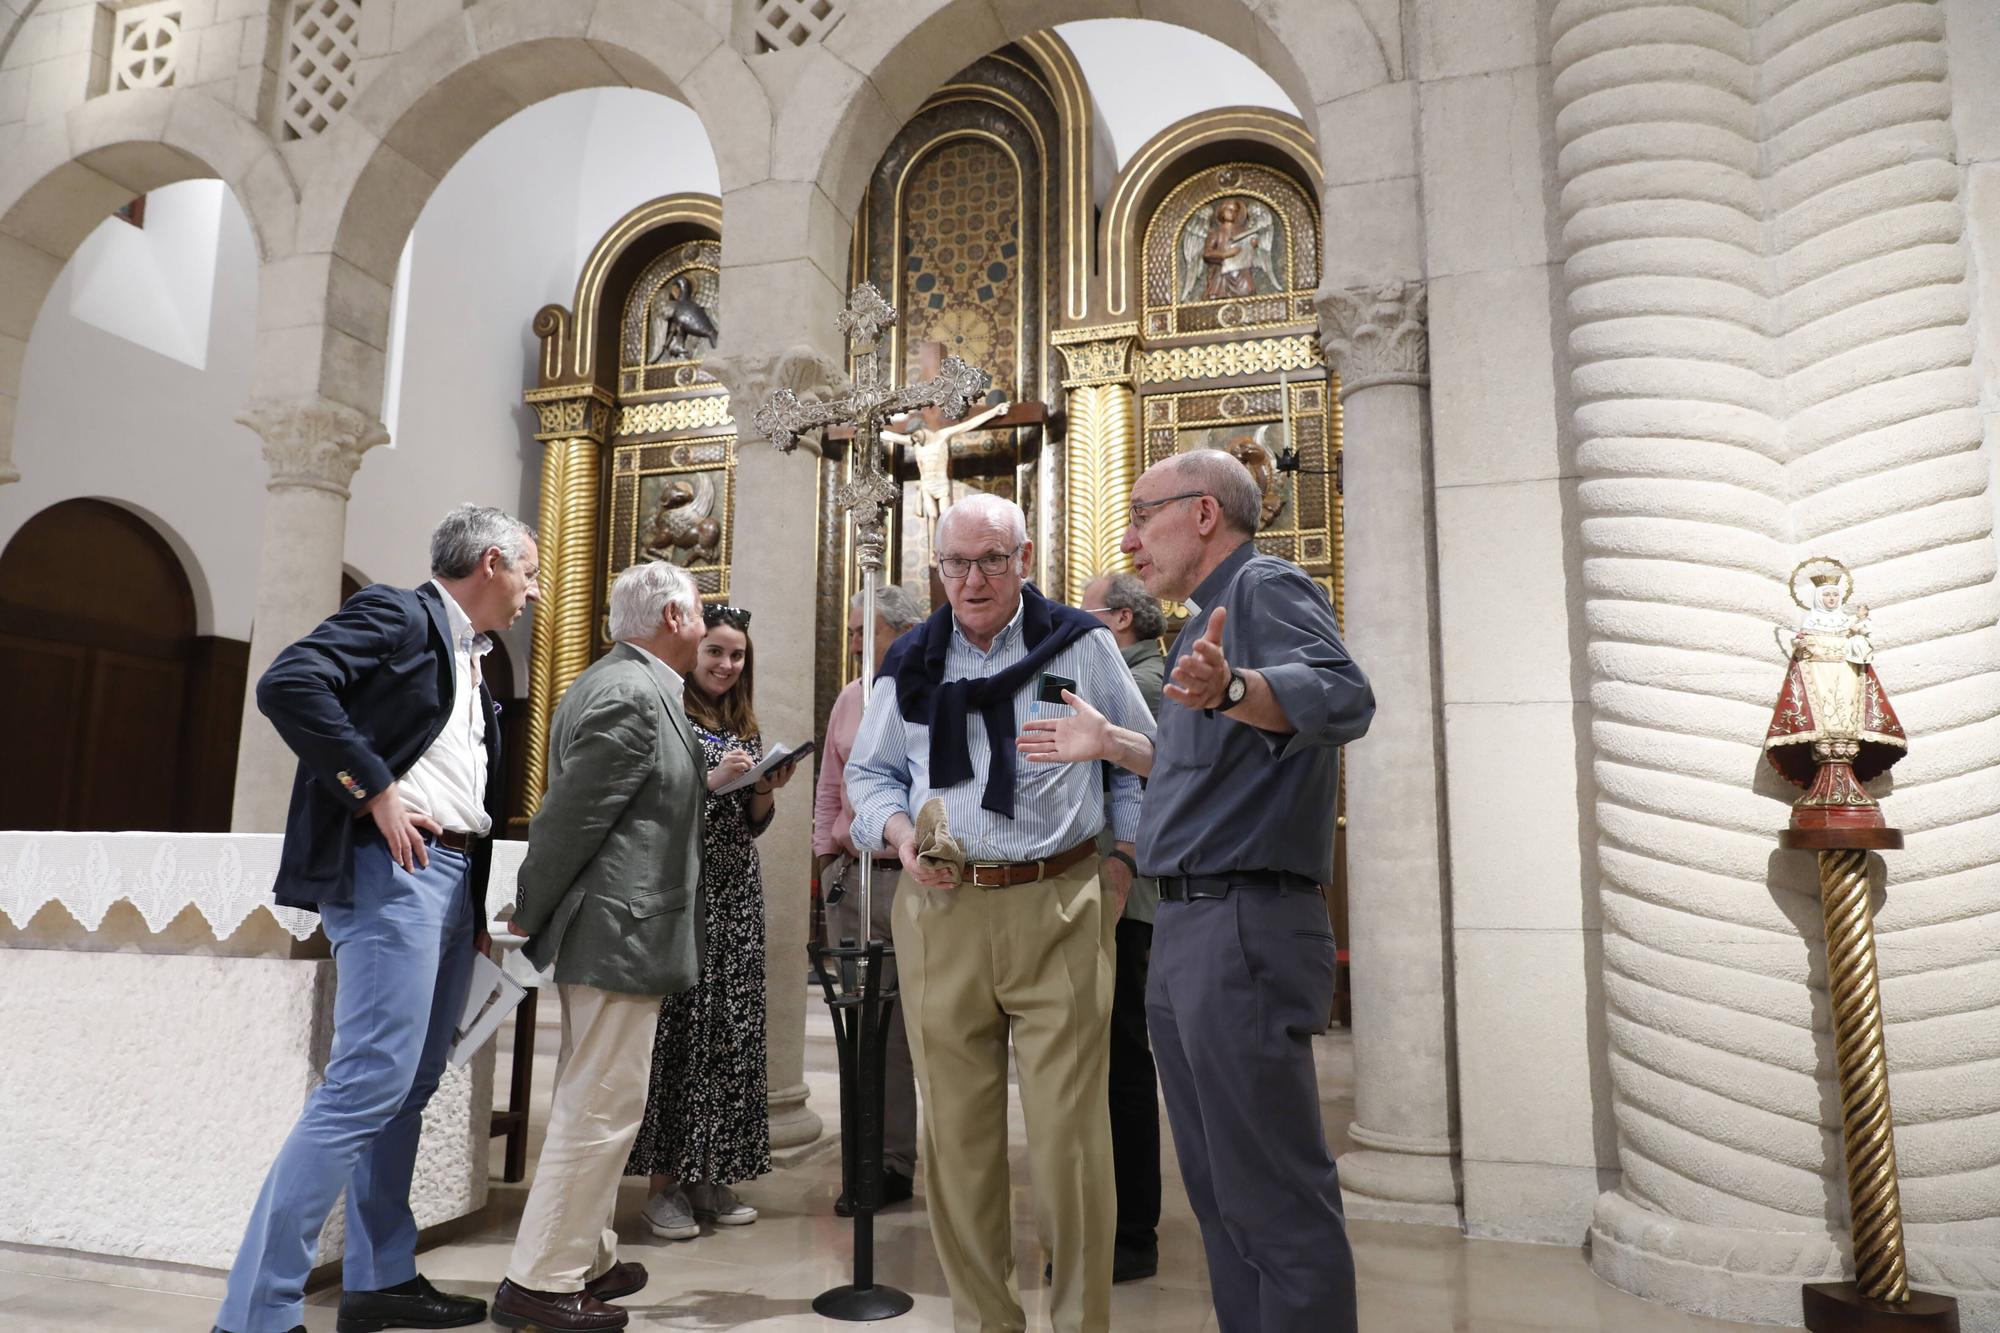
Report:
1181,197,1281,301
1764,557,1905,801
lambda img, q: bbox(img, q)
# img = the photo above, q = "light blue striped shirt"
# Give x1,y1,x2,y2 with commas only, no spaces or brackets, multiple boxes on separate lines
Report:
845,602,1156,861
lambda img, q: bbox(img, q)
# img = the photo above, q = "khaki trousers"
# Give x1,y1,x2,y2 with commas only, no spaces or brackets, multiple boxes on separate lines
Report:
824,860,918,1177
894,856,1116,1333
506,983,662,1292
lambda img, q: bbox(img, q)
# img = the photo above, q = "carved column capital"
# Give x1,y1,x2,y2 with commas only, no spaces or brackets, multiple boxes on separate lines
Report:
1052,322,1140,388
704,346,852,449
1315,280,1429,398
237,396,389,498
523,384,614,444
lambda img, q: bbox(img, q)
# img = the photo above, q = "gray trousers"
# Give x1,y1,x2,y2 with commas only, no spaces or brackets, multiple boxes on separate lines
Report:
824,860,918,1177
1148,886,1355,1333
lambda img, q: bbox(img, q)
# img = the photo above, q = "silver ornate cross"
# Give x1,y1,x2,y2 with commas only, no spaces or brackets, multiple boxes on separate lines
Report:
753,282,991,575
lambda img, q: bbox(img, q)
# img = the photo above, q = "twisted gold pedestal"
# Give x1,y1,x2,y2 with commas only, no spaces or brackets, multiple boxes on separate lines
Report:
1780,828,1959,1333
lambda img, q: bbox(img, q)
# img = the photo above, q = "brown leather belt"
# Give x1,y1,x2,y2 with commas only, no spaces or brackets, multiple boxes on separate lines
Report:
965,841,1096,889
428,829,474,852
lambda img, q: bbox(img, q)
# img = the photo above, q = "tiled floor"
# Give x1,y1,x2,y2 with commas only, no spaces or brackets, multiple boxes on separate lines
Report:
0,994,1783,1332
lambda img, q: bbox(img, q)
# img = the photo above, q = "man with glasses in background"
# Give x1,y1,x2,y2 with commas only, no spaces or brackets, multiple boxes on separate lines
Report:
844,492,1155,1333
1019,450,1374,1333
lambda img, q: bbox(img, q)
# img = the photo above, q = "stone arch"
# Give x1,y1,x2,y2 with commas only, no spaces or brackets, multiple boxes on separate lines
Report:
291,0,766,415
0,89,299,484
792,0,1409,283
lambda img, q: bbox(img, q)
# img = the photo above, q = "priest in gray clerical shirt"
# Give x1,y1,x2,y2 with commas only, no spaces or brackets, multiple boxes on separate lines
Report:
1020,449,1374,1333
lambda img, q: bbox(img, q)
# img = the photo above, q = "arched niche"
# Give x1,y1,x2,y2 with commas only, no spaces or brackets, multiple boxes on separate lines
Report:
0,498,246,832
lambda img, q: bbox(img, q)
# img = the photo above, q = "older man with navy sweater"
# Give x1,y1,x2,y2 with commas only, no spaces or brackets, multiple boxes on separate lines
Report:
845,492,1155,1333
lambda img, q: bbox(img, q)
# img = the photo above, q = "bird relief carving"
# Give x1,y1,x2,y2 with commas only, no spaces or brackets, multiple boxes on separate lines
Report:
647,275,720,363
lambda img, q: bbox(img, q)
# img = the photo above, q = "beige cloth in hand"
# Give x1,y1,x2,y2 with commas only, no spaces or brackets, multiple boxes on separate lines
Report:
914,797,966,883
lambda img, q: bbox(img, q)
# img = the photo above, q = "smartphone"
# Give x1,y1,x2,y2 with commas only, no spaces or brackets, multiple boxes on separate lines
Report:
1036,672,1077,706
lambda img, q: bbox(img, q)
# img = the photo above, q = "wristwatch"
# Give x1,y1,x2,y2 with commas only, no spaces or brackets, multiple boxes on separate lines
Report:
1218,669,1249,712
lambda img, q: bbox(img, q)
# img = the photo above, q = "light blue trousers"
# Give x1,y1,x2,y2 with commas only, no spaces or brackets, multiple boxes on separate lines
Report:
216,841,475,1333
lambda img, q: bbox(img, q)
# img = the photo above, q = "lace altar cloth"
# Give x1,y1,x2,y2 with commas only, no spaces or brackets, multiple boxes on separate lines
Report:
0,831,528,942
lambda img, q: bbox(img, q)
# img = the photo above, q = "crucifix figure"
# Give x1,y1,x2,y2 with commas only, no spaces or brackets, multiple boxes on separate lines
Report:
880,338,1011,554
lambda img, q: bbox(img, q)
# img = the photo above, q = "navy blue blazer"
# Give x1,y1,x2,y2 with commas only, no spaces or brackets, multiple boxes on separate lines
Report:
258,582,502,916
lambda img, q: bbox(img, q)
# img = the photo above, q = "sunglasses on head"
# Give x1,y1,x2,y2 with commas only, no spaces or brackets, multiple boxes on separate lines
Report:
703,603,751,629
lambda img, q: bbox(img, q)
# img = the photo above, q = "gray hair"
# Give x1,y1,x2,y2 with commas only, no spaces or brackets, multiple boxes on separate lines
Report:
608,560,699,643
936,492,1029,551
430,504,535,578
853,583,927,632
1093,570,1166,639
1171,449,1262,536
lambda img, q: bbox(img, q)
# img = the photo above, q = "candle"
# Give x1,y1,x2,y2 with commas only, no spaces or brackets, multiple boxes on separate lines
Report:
1279,369,1291,451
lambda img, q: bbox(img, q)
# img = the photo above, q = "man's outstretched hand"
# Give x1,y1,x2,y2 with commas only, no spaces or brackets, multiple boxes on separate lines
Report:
1016,690,1112,764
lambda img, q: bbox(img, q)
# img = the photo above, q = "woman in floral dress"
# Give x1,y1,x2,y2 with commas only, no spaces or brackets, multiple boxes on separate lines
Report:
627,603,799,1236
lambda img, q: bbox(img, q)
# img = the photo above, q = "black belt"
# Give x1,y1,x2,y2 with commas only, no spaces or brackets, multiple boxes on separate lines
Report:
426,829,475,852
1157,871,1319,902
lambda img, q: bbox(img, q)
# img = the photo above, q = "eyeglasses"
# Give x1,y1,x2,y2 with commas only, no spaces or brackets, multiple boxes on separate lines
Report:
937,547,1021,580
1081,606,1114,615
702,603,751,629
1127,491,1208,529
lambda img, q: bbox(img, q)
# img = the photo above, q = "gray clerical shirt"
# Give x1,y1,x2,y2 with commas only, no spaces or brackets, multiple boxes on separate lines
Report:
1137,541,1374,884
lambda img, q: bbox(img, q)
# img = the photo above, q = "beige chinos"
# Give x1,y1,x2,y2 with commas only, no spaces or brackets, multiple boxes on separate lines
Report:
893,855,1116,1333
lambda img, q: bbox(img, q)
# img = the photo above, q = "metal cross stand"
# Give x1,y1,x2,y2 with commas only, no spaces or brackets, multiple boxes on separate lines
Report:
754,283,990,1322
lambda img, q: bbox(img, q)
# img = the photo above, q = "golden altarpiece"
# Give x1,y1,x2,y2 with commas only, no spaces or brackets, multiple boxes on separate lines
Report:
516,45,1346,932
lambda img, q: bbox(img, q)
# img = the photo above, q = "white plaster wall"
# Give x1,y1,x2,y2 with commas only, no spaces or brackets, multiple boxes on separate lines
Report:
1409,0,1612,1244
344,86,719,667
1054,19,1297,167
0,178,263,638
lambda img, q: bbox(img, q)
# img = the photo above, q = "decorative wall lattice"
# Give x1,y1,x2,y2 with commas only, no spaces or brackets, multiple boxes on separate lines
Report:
112,2,181,91
281,0,360,142
750,0,845,52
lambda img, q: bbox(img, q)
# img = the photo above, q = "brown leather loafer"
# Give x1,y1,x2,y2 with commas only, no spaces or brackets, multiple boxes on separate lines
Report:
584,1260,648,1303
491,1278,630,1330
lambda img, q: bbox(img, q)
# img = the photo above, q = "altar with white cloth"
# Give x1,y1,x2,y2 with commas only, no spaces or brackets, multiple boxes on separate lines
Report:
0,830,526,1295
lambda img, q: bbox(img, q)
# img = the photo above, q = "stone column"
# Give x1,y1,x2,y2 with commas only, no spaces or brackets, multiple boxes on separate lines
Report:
1315,281,1461,1225
519,386,613,832
230,396,389,833
1051,324,1141,603
706,346,847,1157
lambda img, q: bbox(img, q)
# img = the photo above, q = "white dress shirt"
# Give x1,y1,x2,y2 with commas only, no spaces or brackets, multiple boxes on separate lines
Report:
398,581,493,836
628,642,687,699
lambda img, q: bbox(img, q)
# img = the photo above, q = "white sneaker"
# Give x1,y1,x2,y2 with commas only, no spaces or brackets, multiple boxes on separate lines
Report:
641,1186,699,1240
685,1181,758,1226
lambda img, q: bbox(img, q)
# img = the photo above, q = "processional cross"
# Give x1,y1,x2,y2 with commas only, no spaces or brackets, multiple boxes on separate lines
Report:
750,283,990,1324
753,282,992,576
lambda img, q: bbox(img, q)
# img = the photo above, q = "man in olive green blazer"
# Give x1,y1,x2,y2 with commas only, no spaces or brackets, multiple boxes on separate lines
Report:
494,561,708,1333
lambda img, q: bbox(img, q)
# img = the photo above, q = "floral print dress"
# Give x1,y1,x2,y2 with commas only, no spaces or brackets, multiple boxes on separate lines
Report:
625,725,773,1184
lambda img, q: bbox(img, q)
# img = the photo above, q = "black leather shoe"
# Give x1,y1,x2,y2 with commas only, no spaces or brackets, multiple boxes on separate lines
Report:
834,1167,915,1217
584,1260,648,1302
1113,1242,1160,1283
337,1274,486,1331
492,1278,630,1330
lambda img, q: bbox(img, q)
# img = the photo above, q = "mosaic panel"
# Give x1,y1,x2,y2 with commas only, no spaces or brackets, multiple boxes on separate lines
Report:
1142,163,1320,341
606,434,737,643
619,240,723,397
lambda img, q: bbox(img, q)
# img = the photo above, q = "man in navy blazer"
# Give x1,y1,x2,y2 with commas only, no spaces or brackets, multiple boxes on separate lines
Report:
214,504,538,1333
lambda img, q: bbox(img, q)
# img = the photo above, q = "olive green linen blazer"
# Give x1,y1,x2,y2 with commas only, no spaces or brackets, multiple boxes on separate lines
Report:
513,641,706,996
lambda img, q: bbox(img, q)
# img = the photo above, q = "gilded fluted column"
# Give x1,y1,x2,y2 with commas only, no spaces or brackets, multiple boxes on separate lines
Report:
230,396,390,832
1052,325,1140,603
1315,281,1462,1223
520,386,613,827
